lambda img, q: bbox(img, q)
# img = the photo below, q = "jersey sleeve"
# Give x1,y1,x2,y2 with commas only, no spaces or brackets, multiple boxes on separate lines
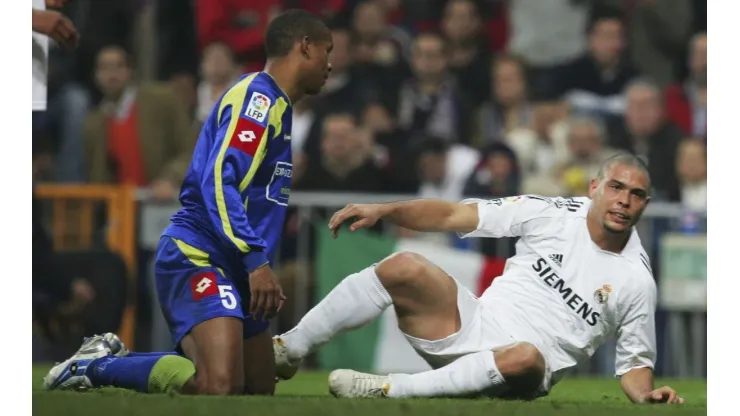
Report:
458,195,551,239
614,280,658,378
200,83,276,273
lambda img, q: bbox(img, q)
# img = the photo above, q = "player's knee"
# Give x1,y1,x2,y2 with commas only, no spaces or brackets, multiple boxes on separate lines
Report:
495,342,545,379
376,252,429,288
495,342,545,397
195,371,244,395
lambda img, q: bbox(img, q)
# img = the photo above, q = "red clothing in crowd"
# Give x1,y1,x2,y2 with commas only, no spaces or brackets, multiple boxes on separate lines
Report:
664,83,694,136
196,0,280,72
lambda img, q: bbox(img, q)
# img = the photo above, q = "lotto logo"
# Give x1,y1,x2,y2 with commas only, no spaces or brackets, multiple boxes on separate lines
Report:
195,277,212,293
190,272,218,300
229,118,266,156
238,130,256,142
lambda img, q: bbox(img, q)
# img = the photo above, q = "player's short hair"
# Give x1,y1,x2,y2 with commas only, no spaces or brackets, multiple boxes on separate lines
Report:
596,153,652,193
265,9,331,58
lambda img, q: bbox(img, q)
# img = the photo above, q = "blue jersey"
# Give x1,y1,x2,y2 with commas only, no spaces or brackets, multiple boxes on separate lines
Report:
163,72,293,275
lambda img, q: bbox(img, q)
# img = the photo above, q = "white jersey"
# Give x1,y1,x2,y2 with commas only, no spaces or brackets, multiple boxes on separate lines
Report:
32,0,48,111
460,195,657,384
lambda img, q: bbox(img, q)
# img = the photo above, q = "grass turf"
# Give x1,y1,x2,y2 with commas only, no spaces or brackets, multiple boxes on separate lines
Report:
32,365,706,415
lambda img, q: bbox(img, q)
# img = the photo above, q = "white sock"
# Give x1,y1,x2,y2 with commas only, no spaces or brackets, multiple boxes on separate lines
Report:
387,350,505,398
280,266,392,361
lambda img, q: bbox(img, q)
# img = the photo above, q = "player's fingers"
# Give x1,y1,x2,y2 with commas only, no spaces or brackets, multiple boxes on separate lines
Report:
263,290,275,320
249,288,258,316
254,289,267,320
677,396,685,404
349,218,373,231
329,207,351,230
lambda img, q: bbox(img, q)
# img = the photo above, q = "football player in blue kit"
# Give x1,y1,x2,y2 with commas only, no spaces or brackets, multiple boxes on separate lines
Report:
44,9,333,395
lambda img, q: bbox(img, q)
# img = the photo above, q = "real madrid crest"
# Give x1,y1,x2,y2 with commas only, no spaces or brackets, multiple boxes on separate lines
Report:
594,284,612,304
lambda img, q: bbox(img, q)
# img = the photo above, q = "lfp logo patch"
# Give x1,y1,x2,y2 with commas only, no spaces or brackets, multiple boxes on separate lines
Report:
245,92,271,123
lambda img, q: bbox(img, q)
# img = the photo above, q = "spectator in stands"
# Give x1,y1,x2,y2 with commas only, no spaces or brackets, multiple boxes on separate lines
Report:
296,113,384,193
505,90,569,182
557,116,617,197
610,80,683,201
676,139,707,212
602,0,692,88
195,42,239,128
299,27,380,164
41,0,137,183
556,6,639,121
316,27,377,116
463,142,521,199
361,102,418,193
441,0,492,106
195,0,281,73
476,54,532,147
507,0,590,95
665,32,707,139
396,32,473,145
414,136,479,202
351,1,407,67
84,46,195,201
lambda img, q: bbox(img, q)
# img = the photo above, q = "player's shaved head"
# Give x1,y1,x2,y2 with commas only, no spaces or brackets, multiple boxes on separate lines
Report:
265,9,331,58
596,153,651,195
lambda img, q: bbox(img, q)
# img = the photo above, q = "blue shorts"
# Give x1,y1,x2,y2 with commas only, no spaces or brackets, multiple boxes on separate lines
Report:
154,236,269,349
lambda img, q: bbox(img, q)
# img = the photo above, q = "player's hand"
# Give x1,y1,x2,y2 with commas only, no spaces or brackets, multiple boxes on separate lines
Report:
32,10,79,50
328,203,384,238
248,265,286,321
644,386,684,404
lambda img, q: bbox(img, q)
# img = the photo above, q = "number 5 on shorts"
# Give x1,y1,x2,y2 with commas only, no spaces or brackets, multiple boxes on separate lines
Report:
219,285,237,310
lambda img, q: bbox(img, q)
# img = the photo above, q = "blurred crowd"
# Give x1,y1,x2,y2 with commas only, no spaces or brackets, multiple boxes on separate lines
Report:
33,0,707,211
32,0,708,354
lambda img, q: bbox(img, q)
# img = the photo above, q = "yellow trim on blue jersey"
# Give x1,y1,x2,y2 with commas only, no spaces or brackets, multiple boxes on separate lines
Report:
213,73,258,254
237,96,289,192
172,238,211,268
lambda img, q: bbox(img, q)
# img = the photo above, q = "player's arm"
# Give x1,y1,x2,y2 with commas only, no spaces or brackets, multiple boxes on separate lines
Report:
200,87,284,317
201,102,269,271
329,199,478,236
615,281,684,404
329,196,544,237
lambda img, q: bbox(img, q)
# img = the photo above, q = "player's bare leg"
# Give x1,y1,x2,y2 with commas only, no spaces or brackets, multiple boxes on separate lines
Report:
275,252,461,377
329,341,547,399
241,330,276,395
180,317,245,395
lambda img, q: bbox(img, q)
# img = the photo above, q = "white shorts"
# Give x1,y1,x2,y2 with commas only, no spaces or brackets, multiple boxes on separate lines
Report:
402,277,554,396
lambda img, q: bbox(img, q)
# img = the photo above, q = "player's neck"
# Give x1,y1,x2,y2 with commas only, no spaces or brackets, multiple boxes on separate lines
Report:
263,60,303,103
586,213,629,254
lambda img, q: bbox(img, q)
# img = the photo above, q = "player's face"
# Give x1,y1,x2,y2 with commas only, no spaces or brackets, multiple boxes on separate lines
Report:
589,164,651,234
303,38,333,96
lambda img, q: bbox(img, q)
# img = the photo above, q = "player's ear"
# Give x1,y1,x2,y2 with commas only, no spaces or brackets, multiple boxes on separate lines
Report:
301,36,311,59
588,178,599,199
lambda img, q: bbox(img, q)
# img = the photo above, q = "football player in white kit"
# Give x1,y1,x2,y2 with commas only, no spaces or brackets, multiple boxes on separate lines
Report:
273,153,685,404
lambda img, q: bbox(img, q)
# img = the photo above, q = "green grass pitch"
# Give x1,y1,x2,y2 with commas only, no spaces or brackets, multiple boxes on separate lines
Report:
32,365,706,415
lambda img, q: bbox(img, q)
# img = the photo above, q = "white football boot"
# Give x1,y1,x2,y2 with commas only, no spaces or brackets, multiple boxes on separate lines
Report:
273,336,301,381
328,369,391,398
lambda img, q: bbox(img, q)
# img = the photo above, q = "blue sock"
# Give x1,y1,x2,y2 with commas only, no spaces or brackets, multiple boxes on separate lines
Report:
125,351,179,358
86,356,160,392
86,354,196,393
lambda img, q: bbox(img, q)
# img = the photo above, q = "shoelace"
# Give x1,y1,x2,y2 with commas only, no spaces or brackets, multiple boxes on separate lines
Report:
351,375,387,398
